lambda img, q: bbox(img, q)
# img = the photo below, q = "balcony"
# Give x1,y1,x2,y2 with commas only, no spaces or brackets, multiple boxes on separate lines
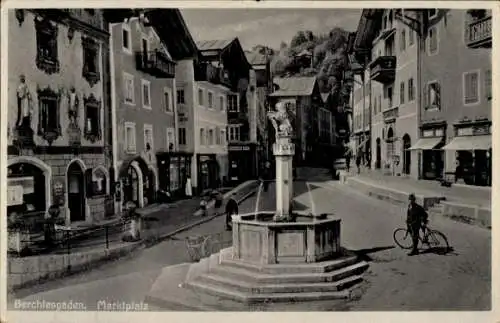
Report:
465,14,492,48
383,106,399,124
369,56,396,84
194,62,232,88
135,50,176,78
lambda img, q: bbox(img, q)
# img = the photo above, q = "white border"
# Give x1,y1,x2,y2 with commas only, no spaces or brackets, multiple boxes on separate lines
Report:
1,3,499,323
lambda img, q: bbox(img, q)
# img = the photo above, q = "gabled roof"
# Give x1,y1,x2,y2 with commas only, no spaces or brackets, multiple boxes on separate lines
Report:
270,76,317,97
196,37,252,77
103,9,198,60
197,39,234,52
245,52,268,66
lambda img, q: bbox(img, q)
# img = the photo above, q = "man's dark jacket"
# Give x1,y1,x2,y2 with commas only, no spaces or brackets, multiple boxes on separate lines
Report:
225,198,238,215
407,203,428,226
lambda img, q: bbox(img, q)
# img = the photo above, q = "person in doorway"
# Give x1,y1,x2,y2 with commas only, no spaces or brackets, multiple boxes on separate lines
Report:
185,176,192,198
356,154,362,174
406,193,429,256
225,193,239,231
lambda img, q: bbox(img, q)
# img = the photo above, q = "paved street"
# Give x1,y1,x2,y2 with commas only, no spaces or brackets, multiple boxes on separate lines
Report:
9,176,490,311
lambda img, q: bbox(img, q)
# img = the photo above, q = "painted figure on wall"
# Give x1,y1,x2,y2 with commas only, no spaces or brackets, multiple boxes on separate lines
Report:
16,74,34,130
68,86,79,125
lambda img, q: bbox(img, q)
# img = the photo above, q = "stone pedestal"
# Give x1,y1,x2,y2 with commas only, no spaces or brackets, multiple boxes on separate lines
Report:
273,136,295,220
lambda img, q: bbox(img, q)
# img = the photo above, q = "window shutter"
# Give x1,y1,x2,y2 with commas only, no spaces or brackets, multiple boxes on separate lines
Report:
85,168,94,198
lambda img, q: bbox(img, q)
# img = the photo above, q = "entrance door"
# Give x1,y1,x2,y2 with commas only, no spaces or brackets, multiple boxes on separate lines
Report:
376,138,381,169
402,134,411,175
67,162,85,222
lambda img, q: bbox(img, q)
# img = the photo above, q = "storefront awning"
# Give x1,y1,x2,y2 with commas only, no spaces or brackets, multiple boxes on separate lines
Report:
442,135,492,151
408,137,443,150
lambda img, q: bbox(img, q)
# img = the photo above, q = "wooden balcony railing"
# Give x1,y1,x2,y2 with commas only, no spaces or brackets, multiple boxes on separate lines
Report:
135,50,176,78
466,15,492,48
369,56,396,84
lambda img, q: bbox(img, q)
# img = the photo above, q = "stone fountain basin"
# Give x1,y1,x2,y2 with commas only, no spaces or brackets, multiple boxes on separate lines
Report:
232,211,341,265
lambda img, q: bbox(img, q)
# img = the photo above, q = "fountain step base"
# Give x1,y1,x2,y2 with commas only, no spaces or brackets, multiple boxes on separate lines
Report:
183,247,368,304
186,280,352,304
196,272,365,295
146,248,369,310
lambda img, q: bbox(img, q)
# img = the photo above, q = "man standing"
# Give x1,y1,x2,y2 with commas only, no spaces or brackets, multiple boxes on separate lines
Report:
225,193,239,231
406,193,429,256
345,148,352,172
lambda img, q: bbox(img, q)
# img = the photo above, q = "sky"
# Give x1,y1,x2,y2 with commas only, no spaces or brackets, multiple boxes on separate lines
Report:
180,9,361,51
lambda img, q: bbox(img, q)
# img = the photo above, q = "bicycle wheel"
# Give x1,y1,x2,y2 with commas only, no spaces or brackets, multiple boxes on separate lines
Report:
427,230,450,250
393,228,413,249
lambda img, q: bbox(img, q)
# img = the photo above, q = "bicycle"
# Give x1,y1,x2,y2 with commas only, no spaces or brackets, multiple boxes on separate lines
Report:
393,224,450,252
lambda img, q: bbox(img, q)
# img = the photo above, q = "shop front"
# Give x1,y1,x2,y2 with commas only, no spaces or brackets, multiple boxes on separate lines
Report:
228,143,257,185
7,161,49,227
410,127,446,180
120,157,155,208
157,152,193,199
197,154,219,194
442,123,492,186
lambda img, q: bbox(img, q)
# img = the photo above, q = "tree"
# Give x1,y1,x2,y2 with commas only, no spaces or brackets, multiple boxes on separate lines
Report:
290,31,308,48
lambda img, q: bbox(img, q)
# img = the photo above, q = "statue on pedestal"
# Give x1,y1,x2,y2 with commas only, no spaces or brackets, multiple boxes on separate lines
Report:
267,101,294,139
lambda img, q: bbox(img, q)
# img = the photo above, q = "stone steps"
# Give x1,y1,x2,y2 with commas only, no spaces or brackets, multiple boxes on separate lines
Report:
219,255,360,274
197,272,364,294
187,280,351,304
205,260,369,284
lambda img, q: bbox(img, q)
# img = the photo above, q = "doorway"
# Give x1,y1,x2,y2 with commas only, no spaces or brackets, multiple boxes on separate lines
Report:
376,138,381,169
402,134,411,175
67,162,85,222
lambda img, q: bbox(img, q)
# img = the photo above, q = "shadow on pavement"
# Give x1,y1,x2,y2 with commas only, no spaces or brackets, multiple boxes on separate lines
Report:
420,246,456,256
347,246,396,262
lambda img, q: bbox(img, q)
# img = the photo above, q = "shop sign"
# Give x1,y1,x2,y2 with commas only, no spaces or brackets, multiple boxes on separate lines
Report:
229,145,250,151
7,185,23,206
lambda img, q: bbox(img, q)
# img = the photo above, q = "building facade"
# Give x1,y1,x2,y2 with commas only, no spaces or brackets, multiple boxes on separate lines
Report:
7,9,113,225
245,51,272,172
194,39,253,188
109,10,198,210
418,9,492,186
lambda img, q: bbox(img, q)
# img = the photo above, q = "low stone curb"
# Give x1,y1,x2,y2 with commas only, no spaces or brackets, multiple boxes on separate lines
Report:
8,180,259,292
342,177,491,230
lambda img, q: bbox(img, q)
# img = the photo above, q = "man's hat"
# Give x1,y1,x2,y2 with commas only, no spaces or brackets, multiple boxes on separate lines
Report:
409,193,416,201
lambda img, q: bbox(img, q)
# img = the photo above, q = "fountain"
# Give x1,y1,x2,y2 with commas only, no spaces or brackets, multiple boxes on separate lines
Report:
146,101,369,310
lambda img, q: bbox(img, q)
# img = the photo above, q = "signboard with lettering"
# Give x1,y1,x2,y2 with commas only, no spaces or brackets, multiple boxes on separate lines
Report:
229,145,251,152
273,142,295,155
7,185,23,206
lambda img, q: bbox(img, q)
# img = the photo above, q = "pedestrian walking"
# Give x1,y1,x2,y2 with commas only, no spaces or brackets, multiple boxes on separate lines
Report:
355,154,362,174
406,193,429,256
345,149,352,172
185,176,192,198
213,189,223,216
225,193,239,231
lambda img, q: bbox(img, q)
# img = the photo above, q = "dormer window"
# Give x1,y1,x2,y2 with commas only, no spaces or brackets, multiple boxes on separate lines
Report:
35,17,60,75
82,36,100,87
